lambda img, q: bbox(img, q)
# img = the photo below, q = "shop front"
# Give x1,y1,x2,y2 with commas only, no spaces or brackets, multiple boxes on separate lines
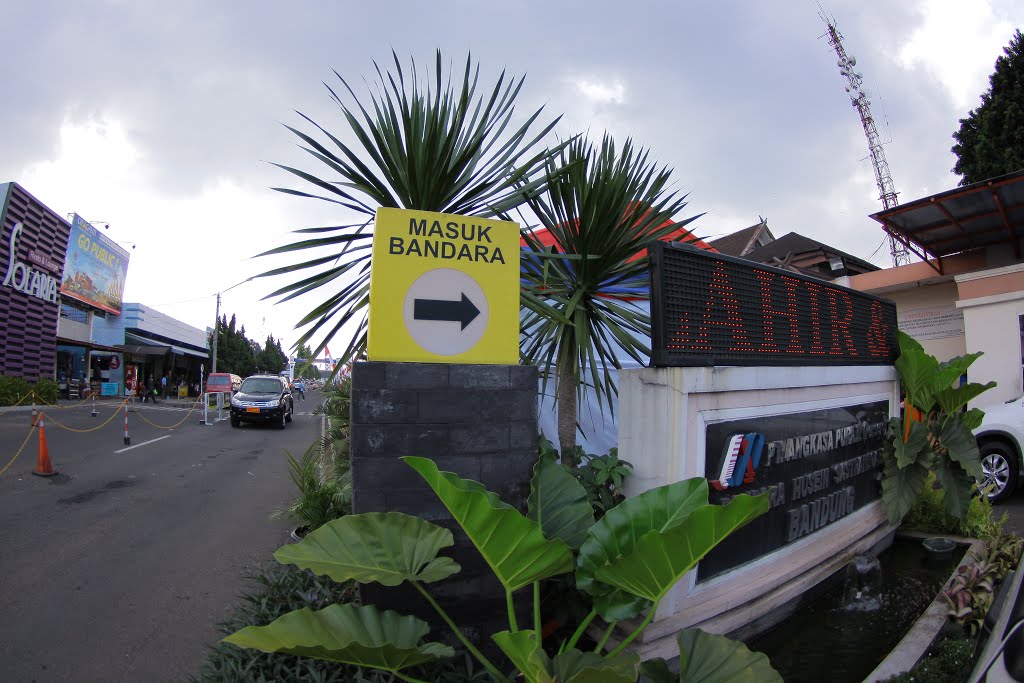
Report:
94,303,210,400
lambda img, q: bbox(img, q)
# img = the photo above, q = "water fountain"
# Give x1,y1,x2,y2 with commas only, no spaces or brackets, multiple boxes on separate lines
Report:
842,555,883,612
748,538,962,683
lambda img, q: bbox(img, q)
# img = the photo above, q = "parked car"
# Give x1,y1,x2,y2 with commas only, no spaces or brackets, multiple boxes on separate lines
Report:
230,375,293,429
206,372,241,394
976,395,1024,502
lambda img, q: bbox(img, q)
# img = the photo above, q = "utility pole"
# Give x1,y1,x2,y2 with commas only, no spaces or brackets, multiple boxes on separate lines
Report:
211,292,221,373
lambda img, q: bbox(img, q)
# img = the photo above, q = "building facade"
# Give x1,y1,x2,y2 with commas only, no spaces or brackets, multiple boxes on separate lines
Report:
0,183,71,381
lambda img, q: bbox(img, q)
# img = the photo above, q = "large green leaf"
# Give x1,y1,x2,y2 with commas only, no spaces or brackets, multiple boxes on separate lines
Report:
934,458,976,521
273,511,459,585
935,380,996,415
941,418,983,479
552,648,641,683
962,407,986,432
577,478,709,620
677,628,783,682
403,456,573,592
593,493,770,605
894,420,929,468
881,442,932,525
894,331,939,409
223,604,453,672
492,630,554,683
527,452,594,550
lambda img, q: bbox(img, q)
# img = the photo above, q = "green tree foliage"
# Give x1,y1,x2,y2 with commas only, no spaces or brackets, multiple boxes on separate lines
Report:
952,29,1024,185
255,51,566,371
519,134,702,460
215,314,288,376
294,343,321,380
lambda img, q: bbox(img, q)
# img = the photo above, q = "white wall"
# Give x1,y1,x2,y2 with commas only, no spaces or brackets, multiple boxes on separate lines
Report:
959,291,1024,407
615,364,899,660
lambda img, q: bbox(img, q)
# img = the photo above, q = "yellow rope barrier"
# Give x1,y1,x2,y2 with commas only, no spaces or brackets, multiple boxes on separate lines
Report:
132,399,205,430
44,403,128,436
33,390,95,409
0,423,38,478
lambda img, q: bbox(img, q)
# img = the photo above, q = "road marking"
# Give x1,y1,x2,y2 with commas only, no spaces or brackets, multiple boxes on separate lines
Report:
115,435,172,453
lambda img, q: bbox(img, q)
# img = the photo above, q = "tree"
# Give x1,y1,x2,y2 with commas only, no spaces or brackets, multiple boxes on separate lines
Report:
520,134,703,462
258,335,288,375
952,30,1024,185
257,51,567,370
294,343,321,380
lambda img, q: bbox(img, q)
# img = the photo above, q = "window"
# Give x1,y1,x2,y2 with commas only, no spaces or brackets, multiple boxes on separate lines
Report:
59,303,89,323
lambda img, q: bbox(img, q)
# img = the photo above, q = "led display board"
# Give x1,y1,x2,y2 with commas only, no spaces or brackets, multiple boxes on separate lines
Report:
698,400,889,581
61,214,131,315
648,242,898,367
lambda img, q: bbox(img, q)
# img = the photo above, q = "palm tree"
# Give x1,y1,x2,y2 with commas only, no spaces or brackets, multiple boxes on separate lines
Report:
519,134,704,463
255,51,566,364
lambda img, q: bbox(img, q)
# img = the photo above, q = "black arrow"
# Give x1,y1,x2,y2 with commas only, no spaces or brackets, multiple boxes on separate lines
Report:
414,292,480,330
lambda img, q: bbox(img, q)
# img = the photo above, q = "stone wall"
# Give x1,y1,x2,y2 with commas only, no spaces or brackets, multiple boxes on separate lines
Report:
350,361,538,645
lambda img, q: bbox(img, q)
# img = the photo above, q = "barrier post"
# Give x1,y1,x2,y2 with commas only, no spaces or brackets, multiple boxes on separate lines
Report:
91,394,98,417
31,393,38,427
123,402,130,445
201,393,209,425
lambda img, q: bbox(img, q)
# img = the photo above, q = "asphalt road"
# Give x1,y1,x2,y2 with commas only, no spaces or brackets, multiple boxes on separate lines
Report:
0,391,323,682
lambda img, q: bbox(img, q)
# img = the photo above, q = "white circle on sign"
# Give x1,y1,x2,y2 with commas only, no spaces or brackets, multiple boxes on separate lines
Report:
403,269,488,356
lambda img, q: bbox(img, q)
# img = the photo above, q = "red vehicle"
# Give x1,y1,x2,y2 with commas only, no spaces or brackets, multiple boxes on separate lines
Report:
206,372,241,394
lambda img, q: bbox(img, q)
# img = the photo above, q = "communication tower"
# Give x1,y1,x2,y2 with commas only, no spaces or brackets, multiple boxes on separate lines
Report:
820,11,909,266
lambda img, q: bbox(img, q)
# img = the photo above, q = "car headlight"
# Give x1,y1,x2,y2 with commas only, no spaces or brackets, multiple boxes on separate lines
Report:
267,399,280,408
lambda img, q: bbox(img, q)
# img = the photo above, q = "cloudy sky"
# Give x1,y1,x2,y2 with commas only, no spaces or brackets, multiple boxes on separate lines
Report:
2,0,1019,356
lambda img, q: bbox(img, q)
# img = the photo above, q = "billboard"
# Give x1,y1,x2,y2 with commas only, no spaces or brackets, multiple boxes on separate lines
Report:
61,214,130,315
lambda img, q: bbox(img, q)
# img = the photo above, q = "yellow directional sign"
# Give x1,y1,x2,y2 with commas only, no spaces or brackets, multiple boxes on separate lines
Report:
367,208,520,364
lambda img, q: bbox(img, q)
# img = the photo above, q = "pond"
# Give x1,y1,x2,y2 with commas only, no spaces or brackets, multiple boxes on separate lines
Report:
746,538,963,683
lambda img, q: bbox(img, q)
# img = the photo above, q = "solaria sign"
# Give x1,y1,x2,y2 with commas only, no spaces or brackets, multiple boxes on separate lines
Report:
2,223,60,303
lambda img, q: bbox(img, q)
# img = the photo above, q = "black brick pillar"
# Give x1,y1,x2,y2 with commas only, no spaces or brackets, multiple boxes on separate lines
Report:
350,361,538,647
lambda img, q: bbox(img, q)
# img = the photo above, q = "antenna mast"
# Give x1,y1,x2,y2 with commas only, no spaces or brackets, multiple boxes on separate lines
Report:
821,11,909,266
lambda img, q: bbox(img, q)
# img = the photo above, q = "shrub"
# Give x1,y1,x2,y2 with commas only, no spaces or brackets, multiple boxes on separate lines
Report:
902,472,1009,542
880,635,974,683
195,563,495,682
0,375,32,406
273,443,351,533
538,436,633,520
33,377,60,405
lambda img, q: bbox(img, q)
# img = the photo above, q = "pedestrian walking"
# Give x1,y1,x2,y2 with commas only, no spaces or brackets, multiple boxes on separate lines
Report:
144,374,159,404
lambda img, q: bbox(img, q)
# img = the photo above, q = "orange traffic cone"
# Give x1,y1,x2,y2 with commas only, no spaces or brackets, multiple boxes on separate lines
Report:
32,413,56,478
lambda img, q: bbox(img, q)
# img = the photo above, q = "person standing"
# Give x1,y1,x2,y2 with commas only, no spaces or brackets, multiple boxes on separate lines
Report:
161,372,168,399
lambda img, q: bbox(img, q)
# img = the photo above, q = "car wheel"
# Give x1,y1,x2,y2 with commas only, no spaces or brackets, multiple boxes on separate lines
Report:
231,415,240,428
980,440,1019,503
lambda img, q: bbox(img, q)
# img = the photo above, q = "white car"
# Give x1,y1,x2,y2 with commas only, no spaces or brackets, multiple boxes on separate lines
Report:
976,395,1024,502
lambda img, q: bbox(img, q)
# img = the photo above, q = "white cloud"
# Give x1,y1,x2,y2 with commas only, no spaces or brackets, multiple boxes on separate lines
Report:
898,0,1016,111
575,78,627,105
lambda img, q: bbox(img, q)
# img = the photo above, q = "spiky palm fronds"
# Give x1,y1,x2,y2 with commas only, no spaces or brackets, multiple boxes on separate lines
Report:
257,51,565,365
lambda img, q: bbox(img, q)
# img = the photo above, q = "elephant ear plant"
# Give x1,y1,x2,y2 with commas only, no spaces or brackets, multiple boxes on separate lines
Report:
224,454,779,682
882,331,995,525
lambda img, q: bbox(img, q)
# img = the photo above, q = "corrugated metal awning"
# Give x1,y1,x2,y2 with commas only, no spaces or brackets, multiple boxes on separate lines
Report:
870,170,1024,274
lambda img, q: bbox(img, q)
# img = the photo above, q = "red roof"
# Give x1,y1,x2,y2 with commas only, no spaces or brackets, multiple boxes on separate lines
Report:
520,217,716,262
